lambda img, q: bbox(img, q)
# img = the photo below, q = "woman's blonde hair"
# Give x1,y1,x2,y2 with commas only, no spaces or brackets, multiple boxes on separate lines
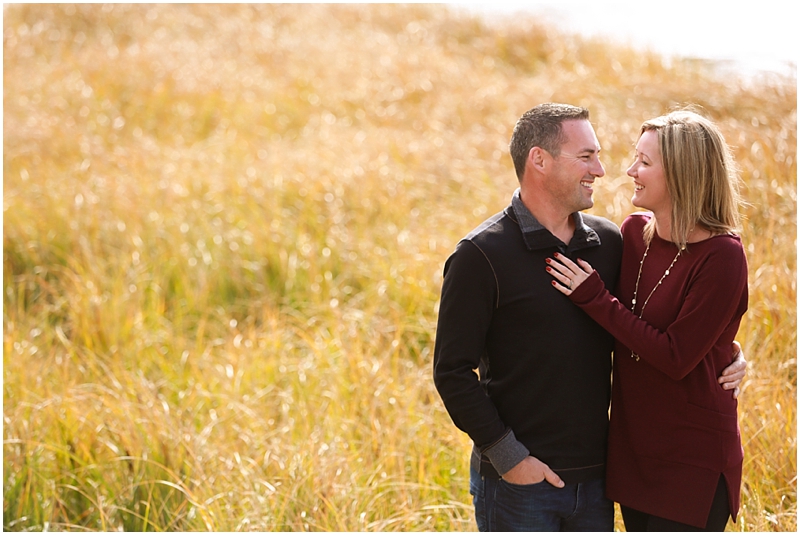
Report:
640,108,742,249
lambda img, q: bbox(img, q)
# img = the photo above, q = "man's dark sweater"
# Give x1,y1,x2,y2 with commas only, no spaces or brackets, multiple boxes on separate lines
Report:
433,191,623,484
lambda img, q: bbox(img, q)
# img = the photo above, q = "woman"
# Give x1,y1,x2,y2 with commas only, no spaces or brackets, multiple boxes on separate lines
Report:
546,109,748,531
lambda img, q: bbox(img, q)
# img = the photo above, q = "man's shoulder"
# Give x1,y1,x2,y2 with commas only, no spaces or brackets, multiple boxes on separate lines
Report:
463,208,517,245
443,209,515,276
581,213,622,240
445,208,519,268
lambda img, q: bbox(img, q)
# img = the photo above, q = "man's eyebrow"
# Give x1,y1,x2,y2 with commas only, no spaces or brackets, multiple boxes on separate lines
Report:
561,146,601,158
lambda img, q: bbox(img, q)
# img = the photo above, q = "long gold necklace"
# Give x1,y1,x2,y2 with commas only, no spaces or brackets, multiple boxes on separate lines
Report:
629,242,685,361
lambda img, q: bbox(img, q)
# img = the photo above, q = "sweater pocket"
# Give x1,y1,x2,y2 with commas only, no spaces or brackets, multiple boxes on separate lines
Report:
685,401,739,433
672,402,742,470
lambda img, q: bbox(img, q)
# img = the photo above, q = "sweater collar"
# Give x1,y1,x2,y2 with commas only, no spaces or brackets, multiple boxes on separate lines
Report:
509,188,601,251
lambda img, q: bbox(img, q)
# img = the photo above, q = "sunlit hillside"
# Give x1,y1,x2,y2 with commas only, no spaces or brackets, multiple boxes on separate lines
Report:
3,4,796,531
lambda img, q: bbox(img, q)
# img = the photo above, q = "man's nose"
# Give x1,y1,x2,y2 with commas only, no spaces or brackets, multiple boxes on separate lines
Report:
592,158,605,178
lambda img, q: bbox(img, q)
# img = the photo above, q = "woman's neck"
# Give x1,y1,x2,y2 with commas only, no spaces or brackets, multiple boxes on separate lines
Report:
652,210,713,244
652,211,672,242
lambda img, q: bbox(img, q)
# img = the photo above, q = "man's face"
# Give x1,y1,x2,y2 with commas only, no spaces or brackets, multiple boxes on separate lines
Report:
544,119,605,213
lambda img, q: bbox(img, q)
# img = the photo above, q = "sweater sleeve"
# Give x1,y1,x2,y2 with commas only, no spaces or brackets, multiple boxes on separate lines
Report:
432,240,529,473
568,239,748,381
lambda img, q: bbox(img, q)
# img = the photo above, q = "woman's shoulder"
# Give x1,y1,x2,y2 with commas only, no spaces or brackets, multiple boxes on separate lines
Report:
702,232,746,259
620,212,651,235
687,233,747,284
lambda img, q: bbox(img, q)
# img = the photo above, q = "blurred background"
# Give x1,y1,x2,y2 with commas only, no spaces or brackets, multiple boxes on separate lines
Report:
3,3,796,531
454,0,797,78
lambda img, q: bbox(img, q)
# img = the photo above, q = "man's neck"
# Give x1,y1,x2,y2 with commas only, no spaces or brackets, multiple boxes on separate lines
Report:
519,188,576,245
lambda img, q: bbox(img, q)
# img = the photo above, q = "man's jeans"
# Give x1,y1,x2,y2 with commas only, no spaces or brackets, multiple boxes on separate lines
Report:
469,464,614,532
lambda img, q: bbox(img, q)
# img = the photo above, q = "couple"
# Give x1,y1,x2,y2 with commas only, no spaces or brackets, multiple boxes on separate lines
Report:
433,103,748,531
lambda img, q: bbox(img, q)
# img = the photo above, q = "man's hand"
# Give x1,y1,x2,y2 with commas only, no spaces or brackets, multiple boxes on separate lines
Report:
719,341,747,399
501,456,564,488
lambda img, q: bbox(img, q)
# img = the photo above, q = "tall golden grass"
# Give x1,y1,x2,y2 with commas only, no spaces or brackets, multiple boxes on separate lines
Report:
3,4,795,531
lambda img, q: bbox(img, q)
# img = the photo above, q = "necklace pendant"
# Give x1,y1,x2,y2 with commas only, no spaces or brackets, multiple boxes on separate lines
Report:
631,352,640,361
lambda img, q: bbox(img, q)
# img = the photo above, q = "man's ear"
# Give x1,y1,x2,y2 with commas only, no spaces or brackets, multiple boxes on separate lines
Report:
528,146,548,172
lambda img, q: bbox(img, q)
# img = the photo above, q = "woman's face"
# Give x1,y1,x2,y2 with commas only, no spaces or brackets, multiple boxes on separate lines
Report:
627,130,671,214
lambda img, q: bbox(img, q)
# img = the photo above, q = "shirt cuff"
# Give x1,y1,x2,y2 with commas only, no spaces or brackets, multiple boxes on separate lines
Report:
482,429,530,475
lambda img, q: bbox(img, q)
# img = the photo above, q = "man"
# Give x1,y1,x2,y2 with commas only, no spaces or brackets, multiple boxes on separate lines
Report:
432,103,746,531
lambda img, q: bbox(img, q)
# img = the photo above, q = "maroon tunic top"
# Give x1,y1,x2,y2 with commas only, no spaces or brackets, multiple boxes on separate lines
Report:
569,213,748,528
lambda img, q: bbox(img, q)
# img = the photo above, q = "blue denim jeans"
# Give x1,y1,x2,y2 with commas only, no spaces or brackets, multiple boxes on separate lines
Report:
469,464,614,531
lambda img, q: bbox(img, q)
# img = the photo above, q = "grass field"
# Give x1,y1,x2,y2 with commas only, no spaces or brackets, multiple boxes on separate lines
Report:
3,4,796,531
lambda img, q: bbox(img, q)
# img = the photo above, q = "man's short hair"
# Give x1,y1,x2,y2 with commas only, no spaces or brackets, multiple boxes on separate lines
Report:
509,103,590,180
